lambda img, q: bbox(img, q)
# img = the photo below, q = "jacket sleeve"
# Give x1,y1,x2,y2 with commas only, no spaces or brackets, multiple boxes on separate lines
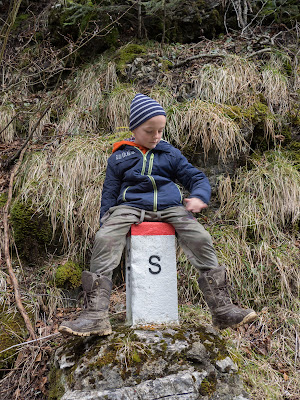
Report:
100,157,122,223
173,148,211,204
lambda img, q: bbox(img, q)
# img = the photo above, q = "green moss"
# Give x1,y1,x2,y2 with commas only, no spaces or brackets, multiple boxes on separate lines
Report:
48,366,65,400
89,350,117,369
55,262,83,289
172,330,187,342
160,59,173,72
10,200,53,262
12,14,29,30
0,192,8,208
132,350,141,363
116,44,146,75
0,305,28,374
225,102,280,152
282,142,300,169
199,375,217,396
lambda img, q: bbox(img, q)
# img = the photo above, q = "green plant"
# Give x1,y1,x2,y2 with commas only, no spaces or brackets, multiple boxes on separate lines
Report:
55,261,83,289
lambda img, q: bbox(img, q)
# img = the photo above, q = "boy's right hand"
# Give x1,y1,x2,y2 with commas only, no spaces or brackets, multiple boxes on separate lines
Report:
184,198,208,213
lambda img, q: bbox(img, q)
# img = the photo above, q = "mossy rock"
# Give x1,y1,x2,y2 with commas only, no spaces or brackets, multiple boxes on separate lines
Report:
48,366,65,400
55,262,83,290
115,44,146,75
10,200,53,263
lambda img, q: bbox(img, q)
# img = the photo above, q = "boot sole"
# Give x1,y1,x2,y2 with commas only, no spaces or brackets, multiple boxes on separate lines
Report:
235,310,258,328
59,326,112,337
214,311,258,330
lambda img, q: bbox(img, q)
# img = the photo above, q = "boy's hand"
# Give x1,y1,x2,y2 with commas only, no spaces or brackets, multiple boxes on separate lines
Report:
184,198,208,213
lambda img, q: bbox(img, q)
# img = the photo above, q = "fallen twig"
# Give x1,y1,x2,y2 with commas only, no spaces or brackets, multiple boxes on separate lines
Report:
169,52,227,69
0,333,61,355
246,47,272,58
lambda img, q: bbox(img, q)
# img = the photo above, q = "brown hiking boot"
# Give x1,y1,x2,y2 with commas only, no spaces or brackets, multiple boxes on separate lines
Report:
198,266,257,329
58,271,112,337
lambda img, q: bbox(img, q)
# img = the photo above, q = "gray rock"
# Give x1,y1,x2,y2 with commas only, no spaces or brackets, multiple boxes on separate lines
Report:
215,356,238,373
187,341,208,363
61,371,208,400
50,325,248,399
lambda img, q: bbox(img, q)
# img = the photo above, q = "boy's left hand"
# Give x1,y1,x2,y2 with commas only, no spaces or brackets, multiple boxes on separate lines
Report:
184,197,208,213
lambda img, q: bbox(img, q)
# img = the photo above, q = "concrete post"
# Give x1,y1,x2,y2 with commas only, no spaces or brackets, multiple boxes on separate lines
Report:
126,222,179,326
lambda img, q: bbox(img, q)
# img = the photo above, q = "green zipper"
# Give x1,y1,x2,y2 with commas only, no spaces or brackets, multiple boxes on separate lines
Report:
148,153,154,175
148,176,158,211
175,184,183,203
140,149,151,175
135,148,157,211
122,186,131,201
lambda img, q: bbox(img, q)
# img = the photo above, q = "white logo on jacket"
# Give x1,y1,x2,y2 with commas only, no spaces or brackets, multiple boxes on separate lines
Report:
116,150,136,160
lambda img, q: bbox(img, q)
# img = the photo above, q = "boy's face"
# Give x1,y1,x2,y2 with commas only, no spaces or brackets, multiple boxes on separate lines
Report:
133,115,166,149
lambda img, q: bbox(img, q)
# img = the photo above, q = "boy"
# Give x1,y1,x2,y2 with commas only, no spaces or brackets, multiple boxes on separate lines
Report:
59,94,257,337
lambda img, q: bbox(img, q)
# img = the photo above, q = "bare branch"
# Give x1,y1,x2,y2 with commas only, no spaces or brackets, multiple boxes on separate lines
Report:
169,53,227,69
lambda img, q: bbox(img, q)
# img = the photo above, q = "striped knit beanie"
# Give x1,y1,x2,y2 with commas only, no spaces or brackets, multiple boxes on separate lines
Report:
129,93,166,131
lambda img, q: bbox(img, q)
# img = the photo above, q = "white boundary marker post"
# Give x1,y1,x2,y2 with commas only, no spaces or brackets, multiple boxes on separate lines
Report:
126,222,179,326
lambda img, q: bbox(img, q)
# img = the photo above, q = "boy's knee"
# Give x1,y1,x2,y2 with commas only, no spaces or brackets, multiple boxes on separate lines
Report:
201,230,213,244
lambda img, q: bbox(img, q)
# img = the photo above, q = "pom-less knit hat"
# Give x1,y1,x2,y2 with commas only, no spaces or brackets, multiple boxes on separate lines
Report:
129,93,166,131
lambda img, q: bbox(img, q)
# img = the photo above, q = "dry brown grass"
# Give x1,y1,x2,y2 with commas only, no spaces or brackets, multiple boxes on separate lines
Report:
210,224,299,309
28,108,51,139
14,135,110,256
103,85,136,132
225,306,300,400
0,104,16,143
192,56,260,107
105,61,118,92
261,54,292,115
166,99,244,162
149,86,176,110
56,59,110,135
218,152,300,243
176,248,202,305
262,67,289,115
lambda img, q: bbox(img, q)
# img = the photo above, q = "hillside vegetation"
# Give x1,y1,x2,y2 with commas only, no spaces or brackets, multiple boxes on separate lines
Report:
0,1,299,399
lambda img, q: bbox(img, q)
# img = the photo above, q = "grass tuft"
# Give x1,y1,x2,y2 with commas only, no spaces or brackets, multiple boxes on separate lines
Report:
219,152,300,243
192,56,259,107
0,104,16,143
166,99,244,162
14,136,110,256
103,85,137,133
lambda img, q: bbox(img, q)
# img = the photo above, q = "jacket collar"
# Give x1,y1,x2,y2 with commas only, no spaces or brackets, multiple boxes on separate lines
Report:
112,138,172,154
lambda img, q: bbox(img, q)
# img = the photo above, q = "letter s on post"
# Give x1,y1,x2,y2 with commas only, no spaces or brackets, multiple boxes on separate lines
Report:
149,255,161,274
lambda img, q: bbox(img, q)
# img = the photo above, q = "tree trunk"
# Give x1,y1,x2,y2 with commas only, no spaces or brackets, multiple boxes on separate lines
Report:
137,0,142,39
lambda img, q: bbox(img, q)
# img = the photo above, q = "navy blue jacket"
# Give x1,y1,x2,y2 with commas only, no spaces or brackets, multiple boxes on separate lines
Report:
100,139,211,222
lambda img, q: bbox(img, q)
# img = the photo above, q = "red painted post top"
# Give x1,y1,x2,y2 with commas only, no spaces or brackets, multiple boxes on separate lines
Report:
130,222,175,236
